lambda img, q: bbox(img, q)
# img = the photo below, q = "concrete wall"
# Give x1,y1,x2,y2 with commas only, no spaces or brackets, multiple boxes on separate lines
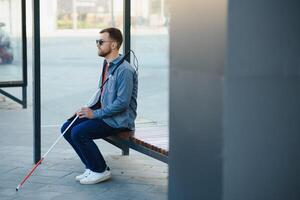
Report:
169,0,226,199
169,0,300,199
223,1,300,200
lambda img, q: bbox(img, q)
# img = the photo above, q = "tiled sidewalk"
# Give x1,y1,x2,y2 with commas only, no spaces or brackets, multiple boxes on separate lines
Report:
0,101,168,200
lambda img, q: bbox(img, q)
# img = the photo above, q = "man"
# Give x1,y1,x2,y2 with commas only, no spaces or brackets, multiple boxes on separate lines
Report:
60,27,138,185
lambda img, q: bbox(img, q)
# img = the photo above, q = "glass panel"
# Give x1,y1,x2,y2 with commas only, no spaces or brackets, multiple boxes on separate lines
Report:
40,0,123,124
131,0,170,126
0,0,23,82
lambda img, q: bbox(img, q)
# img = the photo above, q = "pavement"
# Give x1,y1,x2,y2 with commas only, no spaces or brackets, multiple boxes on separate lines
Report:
0,98,168,200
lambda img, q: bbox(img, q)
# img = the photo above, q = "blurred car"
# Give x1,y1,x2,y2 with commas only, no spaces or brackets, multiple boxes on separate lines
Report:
0,22,13,64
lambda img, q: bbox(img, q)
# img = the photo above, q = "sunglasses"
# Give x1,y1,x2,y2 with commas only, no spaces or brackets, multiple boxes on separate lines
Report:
96,39,114,46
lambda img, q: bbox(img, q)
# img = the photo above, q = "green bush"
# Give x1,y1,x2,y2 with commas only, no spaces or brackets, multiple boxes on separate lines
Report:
57,19,106,29
57,20,73,29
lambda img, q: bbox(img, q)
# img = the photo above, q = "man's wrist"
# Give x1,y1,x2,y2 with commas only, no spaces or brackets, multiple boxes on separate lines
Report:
92,109,102,119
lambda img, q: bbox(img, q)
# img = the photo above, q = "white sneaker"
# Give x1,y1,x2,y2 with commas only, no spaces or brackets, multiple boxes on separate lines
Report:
79,169,111,185
75,169,91,181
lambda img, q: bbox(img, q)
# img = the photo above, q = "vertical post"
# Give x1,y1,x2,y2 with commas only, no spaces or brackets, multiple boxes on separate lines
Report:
121,0,131,156
223,1,300,199
22,86,27,108
33,0,41,164
161,0,165,23
122,145,129,156
21,0,27,109
72,0,77,30
8,0,12,32
123,0,130,62
111,0,115,27
169,0,226,199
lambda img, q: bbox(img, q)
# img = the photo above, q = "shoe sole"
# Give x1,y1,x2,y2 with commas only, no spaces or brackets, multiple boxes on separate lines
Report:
79,173,111,185
75,177,85,182
75,170,91,181
75,174,90,182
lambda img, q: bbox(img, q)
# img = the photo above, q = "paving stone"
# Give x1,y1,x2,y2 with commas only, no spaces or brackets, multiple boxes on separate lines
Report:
51,192,104,200
13,191,61,200
147,184,168,194
37,184,86,194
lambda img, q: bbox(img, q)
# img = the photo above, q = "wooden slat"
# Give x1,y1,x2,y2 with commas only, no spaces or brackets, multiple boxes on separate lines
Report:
116,126,169,155
133,127,169,151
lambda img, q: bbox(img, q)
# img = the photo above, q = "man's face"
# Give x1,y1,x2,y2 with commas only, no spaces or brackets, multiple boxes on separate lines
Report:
97,32,114,57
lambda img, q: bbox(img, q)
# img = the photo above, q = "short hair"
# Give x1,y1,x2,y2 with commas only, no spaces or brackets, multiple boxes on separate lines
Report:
100,27,123,49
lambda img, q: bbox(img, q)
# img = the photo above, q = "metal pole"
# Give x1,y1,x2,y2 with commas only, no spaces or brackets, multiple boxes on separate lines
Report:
123,0,131,62
33,0,41,164
72,0,77,30
111,0,115,27
8,0,12,33
21,0,27,109
161,0,165,23
22,86,27,108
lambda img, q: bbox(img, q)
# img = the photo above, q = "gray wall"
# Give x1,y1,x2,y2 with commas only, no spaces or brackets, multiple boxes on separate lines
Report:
169,0,300,199
169,0,226,199
224,1,300,200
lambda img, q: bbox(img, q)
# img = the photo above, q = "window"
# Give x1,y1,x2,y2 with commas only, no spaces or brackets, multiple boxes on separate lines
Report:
131,0,170,126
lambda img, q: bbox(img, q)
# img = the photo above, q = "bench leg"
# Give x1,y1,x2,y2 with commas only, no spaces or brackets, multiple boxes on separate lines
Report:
122,147,129,156
103,138,130,156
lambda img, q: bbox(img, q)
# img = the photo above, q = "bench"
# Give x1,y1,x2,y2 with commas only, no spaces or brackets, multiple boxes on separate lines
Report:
103,126,169,163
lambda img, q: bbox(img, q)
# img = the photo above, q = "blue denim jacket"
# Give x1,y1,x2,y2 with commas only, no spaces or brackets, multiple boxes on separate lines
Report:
91,55,138,130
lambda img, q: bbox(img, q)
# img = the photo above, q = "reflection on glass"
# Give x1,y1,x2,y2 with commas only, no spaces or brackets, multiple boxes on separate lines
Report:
38,0,124,124
0,0,23,82
0,23,13,64
131,0,170,125
37,0,169,126
57,0,123,29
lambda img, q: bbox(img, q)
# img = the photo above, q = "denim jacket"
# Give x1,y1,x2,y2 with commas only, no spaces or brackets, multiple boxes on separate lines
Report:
90,55,138,130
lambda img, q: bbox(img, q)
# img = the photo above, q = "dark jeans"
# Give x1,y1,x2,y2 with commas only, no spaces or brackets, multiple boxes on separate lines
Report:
61,118,121,173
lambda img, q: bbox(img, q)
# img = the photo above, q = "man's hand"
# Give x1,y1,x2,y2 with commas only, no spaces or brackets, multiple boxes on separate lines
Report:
76,107,94,119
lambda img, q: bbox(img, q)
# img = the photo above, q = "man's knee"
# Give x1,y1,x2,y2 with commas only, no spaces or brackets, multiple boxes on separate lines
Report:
61,121,70,134
71,126,85,142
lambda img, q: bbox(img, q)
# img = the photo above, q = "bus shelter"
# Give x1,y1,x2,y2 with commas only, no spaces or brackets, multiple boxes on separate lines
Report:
0,0,27,108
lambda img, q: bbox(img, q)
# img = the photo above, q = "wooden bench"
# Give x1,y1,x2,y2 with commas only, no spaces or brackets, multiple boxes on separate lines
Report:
103,126,169,163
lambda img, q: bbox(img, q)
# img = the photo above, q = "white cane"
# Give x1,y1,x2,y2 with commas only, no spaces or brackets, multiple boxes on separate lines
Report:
16,89,100,191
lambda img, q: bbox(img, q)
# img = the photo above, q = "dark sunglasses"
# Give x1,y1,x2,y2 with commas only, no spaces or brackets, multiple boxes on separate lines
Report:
96,39,114,46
